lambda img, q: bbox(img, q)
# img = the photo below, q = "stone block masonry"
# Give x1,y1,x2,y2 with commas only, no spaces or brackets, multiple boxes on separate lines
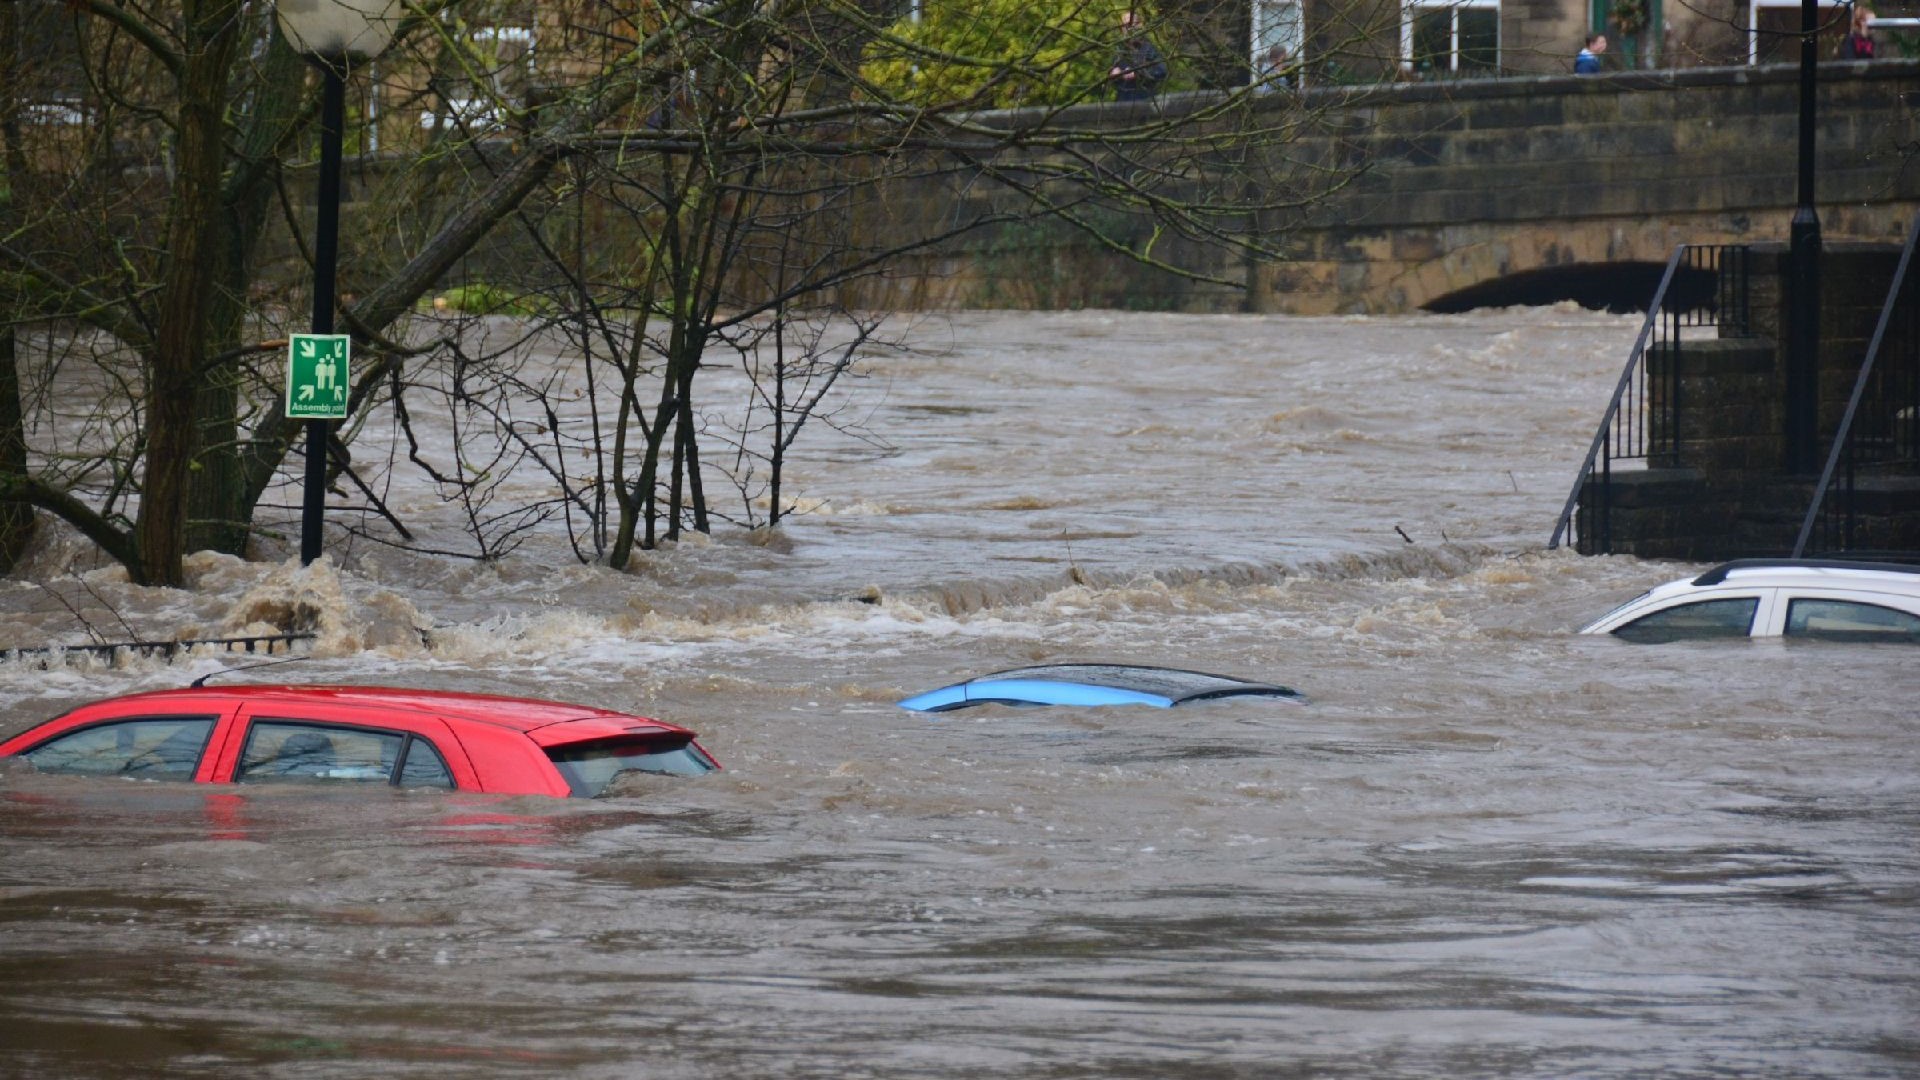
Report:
851,60,1920,314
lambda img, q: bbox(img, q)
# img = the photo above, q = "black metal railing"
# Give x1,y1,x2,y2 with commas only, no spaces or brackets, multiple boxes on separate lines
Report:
1792,215,1920,558
1549,244,1752,551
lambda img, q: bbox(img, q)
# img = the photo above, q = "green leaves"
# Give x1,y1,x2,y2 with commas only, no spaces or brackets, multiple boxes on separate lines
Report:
860,0,1159,109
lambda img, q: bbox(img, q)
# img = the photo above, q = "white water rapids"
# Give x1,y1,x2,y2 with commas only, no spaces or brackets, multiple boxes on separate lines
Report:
0,307,1915,1078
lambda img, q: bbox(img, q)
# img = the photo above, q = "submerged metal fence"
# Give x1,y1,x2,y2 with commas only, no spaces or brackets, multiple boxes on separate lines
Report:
2,632,314,665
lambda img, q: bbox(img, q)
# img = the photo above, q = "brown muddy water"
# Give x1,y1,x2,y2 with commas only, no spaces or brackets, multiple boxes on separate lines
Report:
1,308,1916,1078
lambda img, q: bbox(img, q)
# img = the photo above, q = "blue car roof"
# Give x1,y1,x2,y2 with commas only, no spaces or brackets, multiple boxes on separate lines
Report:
898,664,1305,713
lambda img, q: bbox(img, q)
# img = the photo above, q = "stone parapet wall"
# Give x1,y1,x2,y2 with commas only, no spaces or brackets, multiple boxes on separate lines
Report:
268,63,1917,319
852,61,1920,314
1259,62,1920,313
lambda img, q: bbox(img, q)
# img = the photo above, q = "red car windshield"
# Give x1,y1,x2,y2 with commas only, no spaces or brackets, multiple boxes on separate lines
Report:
544,735,718,798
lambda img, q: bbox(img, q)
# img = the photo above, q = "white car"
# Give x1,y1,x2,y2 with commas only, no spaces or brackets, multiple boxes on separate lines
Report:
1581,559,1920,643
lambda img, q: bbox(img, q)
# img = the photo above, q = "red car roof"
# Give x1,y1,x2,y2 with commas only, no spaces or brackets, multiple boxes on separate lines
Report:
76,685,682,735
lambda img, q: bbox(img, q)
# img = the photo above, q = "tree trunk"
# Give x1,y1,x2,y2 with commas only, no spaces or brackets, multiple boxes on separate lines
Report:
137,0,245,586
636,363,679,550
0,0,37,571
188,20,305,556
0,327,32,574
678,358,708,534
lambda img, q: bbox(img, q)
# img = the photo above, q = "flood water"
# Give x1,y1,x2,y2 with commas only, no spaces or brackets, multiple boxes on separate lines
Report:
1,308,1916,1078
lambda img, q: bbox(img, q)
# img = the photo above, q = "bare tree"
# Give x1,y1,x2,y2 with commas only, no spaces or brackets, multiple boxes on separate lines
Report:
1,0,1389,582
712,307,893,532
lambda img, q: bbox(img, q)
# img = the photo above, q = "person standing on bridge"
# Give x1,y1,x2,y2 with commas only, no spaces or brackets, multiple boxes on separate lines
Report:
1110,12,1168,102
1840,5,1875,59
1256,43,1295,91
1575,33,1606,73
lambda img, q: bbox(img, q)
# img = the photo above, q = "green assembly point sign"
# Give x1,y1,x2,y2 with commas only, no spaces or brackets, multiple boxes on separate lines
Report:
285,333,350,420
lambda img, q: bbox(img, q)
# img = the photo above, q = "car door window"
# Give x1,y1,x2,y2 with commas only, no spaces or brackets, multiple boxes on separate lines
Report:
1784,598,1920,643
1613,597,1760,643
397,737,455,789
236,721,403,784
21,716,216,779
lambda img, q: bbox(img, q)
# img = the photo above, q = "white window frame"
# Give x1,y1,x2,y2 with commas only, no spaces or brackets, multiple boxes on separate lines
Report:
1251,0,1306,83
367,66,382,153
1400,0,1501,74
1745,0,1845,64
417,25,537,132
470,24,537,84
23,100,88,126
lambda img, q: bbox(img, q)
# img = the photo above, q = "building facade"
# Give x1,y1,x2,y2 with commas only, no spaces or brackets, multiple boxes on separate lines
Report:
1219,0,1908,84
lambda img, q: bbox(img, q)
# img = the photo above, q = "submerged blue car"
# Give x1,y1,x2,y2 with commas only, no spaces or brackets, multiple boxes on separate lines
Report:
898,664,1306,712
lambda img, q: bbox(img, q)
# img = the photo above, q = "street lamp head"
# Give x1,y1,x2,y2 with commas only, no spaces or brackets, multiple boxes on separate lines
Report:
276,0,406,62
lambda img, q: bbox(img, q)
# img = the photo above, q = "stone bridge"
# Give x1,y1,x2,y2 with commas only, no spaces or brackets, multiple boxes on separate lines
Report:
866,60,1920,315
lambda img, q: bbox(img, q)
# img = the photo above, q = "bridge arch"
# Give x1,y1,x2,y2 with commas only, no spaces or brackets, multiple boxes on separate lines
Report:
1422,260,1696,314
1335,216,1726,315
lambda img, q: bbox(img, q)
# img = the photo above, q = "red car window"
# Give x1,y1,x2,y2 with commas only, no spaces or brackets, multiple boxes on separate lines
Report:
236,722,406,785
544,735,720,797
220,711,472,791
18,716,216,781
397,737,456,789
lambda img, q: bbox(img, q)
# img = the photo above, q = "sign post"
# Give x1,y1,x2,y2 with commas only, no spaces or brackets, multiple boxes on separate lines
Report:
288,332,348,565
285,333,351,420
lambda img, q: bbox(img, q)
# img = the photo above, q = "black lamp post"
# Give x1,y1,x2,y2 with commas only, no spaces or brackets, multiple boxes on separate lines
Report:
1785,0,1821,473
276,0,403,564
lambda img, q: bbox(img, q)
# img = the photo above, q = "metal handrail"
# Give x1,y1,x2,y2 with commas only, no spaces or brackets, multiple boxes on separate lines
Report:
1791,214,1920,557
1547,245,1687,549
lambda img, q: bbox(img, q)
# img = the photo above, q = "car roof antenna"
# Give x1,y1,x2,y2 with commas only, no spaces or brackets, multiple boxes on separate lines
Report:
191,655,310,689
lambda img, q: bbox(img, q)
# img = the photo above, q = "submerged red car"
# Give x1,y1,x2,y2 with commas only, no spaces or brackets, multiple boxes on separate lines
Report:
0,685,719,798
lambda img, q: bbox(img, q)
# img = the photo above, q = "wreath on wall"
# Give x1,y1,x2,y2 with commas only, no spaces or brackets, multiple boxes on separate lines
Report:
1611,0,1648,36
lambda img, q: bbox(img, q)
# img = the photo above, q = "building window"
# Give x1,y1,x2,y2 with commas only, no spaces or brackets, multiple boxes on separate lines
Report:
1403,0,1500,77
1746,0,1846,64
418,25,536,132
14,0,90,119
1251,0,1304,82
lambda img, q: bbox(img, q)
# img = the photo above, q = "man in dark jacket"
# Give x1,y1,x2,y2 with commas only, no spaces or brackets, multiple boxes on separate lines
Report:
1109,12,1168,101
1574,33,1606,74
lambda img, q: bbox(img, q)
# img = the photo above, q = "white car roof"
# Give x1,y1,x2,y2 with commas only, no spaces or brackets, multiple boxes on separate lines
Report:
1582,558,1920,635
1685,559,1920,592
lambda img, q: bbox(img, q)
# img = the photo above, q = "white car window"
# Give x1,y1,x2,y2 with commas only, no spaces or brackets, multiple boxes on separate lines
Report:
1614,597,1759,643
1784,598,1920,643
